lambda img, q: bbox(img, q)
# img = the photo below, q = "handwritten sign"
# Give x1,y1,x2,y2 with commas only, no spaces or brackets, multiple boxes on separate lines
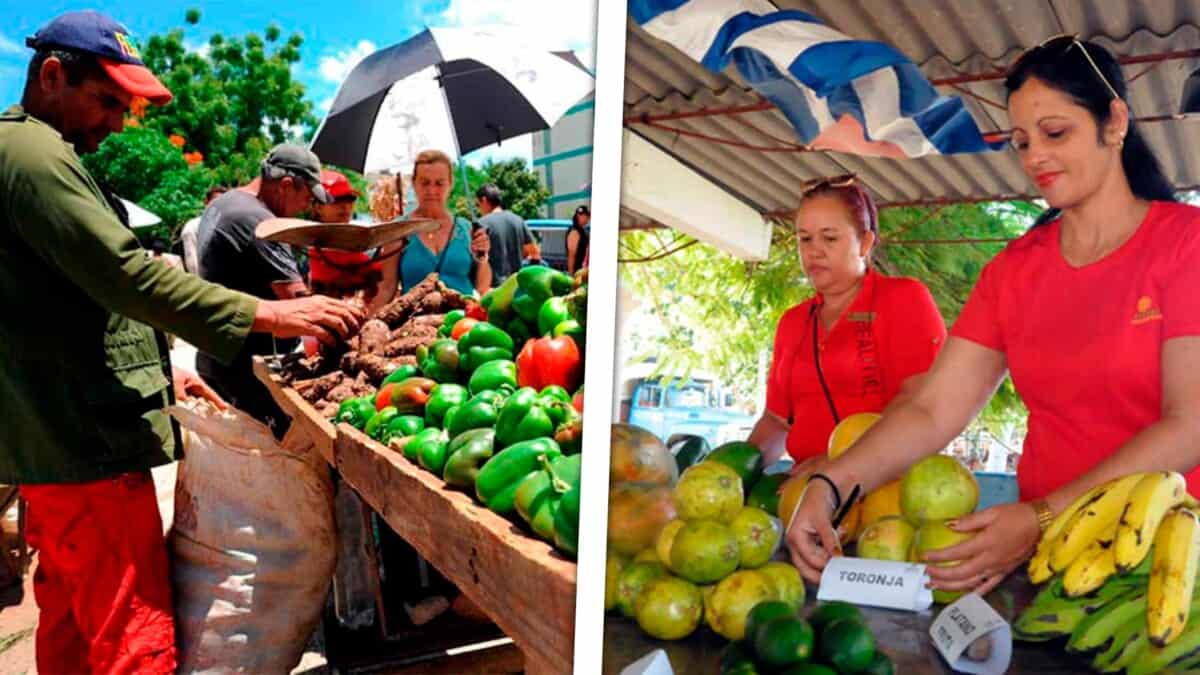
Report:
929,593,1012,674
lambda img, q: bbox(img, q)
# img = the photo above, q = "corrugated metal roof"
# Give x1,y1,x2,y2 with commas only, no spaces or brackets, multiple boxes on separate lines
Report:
623,0,1200,217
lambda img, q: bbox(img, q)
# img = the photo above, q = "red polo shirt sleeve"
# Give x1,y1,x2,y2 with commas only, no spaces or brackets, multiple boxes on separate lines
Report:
950,255,1007,351
765,303,810,420
879,278,946,388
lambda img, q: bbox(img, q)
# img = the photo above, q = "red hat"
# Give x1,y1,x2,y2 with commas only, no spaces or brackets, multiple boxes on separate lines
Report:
319,169,360,201
308,247,380,286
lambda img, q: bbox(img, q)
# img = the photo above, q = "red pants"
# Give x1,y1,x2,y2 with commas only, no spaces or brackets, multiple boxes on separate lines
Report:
21,471,177,674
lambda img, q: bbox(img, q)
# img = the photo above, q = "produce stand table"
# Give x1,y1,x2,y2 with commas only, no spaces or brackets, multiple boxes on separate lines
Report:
254,356,578,675
602,574,1090,674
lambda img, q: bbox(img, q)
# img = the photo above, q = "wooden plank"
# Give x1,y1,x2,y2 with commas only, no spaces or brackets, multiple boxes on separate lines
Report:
335,426,577,675
252,356,336,464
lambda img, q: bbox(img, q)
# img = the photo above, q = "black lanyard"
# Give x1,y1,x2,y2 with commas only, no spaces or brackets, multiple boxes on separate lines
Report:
810,303,841,425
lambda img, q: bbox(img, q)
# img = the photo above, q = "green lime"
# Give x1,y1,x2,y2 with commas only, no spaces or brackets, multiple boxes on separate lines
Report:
754,616,815,667
819,617,877,673
778,665,836,675
859,651,895,675
719,641,755,671
808,601,865,631
707,441,765,489
744,600,797,646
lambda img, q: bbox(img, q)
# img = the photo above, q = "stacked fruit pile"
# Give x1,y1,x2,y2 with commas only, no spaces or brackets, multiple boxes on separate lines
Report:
606,431,805,642
288,266,588,559
1014,471,1200,674
720,600,892,675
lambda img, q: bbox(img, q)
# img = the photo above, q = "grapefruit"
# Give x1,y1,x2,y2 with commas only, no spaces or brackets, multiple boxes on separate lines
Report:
670,519,740,584
777,474,810,526
827,413,880,458
707,441,765,488
730,506,782,569
706,569,775,640
614,561,668,617
912,520,974,604
604,551,628,611
758,561,806,609
610,423,678,485
635,577,704,640
856,516,916,562
654,519,685,567
860,479,903,526
673,461,743,523
608,484,677,555
900,455,978,523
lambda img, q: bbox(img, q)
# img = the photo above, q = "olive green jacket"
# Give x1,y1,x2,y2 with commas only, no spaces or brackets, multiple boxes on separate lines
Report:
0,105,260,484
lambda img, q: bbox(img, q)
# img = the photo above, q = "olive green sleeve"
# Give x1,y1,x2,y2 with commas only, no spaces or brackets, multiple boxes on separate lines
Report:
4,135,259,365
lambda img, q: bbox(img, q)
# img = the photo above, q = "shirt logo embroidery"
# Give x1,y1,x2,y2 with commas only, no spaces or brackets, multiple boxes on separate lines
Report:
1132,296,1163,325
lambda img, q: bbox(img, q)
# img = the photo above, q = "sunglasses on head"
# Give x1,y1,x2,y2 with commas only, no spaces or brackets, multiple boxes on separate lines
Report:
1009,33,1120,101
800,173,857,197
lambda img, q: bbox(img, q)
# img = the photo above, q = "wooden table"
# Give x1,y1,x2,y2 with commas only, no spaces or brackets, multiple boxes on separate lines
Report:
602,574,1091,674
254,357,577,675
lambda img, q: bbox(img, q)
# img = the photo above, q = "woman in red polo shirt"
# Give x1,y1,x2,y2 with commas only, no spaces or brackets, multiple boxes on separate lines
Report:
748,177,946,469
786,38,1200,596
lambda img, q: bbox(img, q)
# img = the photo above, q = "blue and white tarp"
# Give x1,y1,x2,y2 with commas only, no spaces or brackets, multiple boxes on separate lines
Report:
631,0,1003,158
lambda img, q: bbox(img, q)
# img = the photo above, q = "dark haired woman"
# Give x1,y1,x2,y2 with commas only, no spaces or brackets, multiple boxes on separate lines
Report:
786,37,1200,597
747,176,946,470
567,204,590,275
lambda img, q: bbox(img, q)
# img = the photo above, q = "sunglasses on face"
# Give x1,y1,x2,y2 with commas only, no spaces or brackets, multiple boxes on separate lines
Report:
1009,33,1121,101
800,173,857,197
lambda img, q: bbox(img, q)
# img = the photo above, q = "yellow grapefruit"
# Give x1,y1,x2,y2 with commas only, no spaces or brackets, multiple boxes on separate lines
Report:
827,413,881,459
859,479,903,527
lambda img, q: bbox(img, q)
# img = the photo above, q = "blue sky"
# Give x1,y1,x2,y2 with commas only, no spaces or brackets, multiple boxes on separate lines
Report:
0,0,597,165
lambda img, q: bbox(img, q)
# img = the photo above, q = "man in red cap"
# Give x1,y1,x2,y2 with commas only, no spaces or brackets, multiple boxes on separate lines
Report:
308,169,383,297
1,11,365,673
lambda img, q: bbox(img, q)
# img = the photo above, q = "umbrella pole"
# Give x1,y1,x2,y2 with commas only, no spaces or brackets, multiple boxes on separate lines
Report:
437,64,477,219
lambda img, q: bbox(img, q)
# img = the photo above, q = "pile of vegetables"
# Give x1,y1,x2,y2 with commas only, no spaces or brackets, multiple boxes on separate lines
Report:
289,265,587,559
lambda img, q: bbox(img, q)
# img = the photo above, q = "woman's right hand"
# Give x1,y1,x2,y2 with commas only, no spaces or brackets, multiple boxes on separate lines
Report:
254,296,366,346
785,477,842,584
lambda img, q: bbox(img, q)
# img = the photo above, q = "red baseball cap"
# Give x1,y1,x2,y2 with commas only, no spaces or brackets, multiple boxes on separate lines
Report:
320,170,360,202
27,11,172,105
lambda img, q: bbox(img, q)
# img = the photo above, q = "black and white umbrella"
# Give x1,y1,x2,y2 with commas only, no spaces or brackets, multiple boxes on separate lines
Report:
310,27,594,176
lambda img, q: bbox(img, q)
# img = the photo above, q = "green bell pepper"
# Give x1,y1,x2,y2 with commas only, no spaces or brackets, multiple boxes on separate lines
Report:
512,289,541,324
539,385,571,404
514,453,582,542
403,427,446,466
381,414,425,444
505,317,534,346
468,359,518,396
552,319,585,352
444,393,500,437
386,377,438,415
442,428,496,489
553,479,581,557
417,339,461,383
517,265,574,304
457,321,515,354
554,417,583,455
563,284,588,326
408,428,450,473
536,296,571,336
336,397,377,429
481,273,520,323
538,387,578,427
469,389,507,408
439,309,466,337
364,406,399,441
475,437,562,514
495,387,556,448
425,383,469,428
461,345,513,373
382,364,422,386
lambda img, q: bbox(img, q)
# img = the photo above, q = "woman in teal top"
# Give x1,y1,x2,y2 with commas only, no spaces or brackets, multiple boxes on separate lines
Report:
397,149,492,296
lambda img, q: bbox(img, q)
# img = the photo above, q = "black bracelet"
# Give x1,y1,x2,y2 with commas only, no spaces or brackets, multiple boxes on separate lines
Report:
809,473,842,514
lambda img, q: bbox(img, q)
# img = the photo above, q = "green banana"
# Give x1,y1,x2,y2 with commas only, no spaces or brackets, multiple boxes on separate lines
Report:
1090,611,1148,672
1067,587,1146,654
1126,608,1200,675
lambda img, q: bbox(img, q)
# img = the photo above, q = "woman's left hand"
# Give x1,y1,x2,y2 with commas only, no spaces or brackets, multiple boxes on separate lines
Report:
172,367,228,411
470,227,490,259
921,502,1041,596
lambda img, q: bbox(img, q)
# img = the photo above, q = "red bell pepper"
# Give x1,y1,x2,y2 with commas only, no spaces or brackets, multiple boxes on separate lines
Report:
382,377,437,414
517,336,583,392
465,300,488,322
572,386,584,414
451,317,479,340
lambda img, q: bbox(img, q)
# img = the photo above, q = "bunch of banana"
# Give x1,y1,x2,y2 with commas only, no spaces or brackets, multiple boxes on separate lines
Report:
1014,574,1146,642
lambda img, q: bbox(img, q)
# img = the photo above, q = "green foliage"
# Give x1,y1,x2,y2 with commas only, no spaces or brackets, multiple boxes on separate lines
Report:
81,127,188,202
448,157,549,220
139,167,215,243
619,201,1036,428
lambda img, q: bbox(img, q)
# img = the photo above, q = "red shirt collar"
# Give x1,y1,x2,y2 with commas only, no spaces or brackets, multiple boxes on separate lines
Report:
812,267,877,309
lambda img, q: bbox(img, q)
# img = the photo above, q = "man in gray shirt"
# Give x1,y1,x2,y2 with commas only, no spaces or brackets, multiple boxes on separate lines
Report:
196,144,333,436
476,183,539,283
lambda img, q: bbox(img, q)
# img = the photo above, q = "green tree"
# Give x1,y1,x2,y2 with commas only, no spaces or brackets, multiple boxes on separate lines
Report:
448,157,550,220
619,201,1035,433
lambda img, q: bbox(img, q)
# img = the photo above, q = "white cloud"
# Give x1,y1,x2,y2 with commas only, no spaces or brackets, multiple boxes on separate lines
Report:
317,96,335,113
183,40,211,59
433,0,597,70
0,34,23,57
319,40,377,85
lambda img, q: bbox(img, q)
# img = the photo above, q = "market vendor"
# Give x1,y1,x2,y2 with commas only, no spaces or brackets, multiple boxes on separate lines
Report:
746,175,946,472
396,149,492,296
786,38,1200,597
307,169,385,299
0,10,364,673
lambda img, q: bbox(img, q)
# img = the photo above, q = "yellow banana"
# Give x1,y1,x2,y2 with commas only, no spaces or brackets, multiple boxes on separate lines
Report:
1062,526,1118,597
1147,507,1200,647
1115,471,1188,573
1028,477,1134,583
1050,473,1146,572
1028,543,1055,584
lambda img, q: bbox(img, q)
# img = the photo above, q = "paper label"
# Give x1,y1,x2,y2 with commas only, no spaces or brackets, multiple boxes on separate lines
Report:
620,648,673,675
928,593,1013,674
816,556,933,611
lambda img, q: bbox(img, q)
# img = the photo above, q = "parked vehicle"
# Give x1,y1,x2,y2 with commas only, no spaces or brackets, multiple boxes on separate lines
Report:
618,363,755,447
526,219,572,272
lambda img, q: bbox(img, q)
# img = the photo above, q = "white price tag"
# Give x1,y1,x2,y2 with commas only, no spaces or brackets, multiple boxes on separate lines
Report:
816,556,933,611
620,649,673,675
928,593,1012,674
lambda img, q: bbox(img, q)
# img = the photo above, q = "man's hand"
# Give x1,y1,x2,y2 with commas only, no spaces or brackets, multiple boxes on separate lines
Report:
253,295,366,346
172,367,228,410
470,226,491,260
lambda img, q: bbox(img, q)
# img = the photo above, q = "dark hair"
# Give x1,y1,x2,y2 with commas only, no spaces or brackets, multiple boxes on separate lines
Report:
1004,38,1175,226
573,204,590,227
205,185,228,202
800,181,879,239
21,47,105,105
475,183,503,208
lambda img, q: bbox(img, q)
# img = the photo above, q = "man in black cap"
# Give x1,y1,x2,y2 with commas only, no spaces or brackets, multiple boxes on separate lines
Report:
1,11,363,673
195,143,335,437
